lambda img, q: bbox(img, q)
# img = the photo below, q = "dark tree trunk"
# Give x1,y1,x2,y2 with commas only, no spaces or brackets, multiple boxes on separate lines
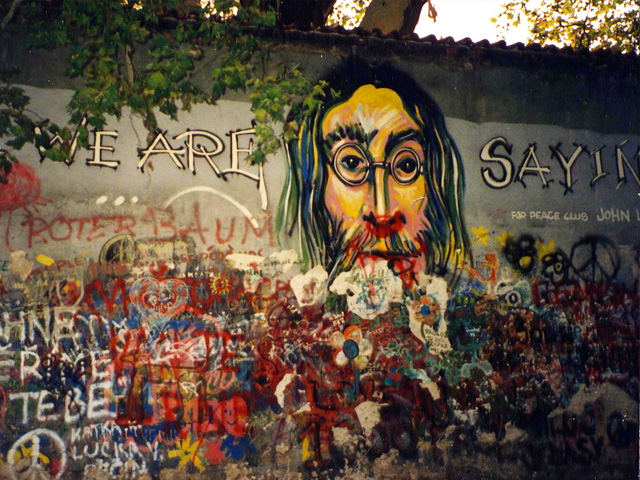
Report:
254,0,337,29
278,0,337,29
359,0,430,35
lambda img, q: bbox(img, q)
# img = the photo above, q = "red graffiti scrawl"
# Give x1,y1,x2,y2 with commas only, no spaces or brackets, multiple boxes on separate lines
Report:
0,163,42,211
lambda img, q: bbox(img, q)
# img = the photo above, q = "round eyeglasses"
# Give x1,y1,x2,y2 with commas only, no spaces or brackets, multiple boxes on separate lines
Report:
331,143,423,186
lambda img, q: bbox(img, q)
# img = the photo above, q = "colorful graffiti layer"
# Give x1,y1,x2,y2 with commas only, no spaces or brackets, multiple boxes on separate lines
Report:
0,61,638,480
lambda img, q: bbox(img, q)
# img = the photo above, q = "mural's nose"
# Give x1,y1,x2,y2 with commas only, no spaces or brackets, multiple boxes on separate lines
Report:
372,165,389,218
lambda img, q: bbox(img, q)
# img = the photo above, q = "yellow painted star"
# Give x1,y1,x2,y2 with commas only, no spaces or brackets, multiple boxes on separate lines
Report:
168,435,205,472
496,230,514,249
537,239,555,259
470,225,491,247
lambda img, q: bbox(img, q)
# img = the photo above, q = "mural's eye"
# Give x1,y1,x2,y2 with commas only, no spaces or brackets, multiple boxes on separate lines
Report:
333,144,369,185
342,155,365,172
391,148,421,184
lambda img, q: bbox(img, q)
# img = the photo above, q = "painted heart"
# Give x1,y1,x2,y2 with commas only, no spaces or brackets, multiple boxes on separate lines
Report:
130,277,189,318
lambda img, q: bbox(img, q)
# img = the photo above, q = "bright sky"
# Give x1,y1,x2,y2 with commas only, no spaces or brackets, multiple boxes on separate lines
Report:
414,0,531,45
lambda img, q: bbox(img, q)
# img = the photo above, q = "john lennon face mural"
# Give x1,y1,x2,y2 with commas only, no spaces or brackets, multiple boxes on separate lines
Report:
321,85,431,278
279,62,471,285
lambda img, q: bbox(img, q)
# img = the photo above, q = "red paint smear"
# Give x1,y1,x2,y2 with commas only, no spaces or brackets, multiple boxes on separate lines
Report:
363,211,406,238
353,237,428,290
0,163,41,211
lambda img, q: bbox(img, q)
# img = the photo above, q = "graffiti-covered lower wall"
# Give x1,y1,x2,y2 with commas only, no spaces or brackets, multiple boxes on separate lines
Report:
0,41,638,480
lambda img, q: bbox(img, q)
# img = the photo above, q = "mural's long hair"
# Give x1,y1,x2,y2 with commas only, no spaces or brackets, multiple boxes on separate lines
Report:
277,58,471,282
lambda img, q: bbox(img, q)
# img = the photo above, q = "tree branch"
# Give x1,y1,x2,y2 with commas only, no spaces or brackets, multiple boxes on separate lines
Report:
1,0,23,32
125,44,135,86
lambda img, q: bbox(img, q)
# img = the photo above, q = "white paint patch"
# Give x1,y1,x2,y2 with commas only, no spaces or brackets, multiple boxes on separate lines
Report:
9,251,33,281
408,275,448,333
290,265,329,307
332,427,357,449
355,401,383,437
131,196,139,204
114,196,125,206
261,249,300,278
226,253,264,271
419,325,452,355
422,381,441,401
416,273,449,333
330,259,403,319
95,195,108,205
275,373,294,409
227,250,300,291
408,274,452,355
549,382,638,421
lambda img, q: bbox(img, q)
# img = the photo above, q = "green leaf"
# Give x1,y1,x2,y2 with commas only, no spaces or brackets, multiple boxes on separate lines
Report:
128,95,146,111
147,71,168,90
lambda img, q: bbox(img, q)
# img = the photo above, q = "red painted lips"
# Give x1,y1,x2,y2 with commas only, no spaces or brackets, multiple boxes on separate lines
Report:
363,211,406,238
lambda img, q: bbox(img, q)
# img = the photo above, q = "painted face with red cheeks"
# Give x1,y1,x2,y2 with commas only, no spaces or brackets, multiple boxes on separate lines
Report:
321,85,430,273
215,396,248,438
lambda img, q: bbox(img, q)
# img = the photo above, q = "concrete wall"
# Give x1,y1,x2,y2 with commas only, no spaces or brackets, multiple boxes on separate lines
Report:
0,35,638,479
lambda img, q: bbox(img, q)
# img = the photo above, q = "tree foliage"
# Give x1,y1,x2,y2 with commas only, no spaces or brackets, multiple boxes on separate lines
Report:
494,0,640,53
0,0,329,182
327,0,372,29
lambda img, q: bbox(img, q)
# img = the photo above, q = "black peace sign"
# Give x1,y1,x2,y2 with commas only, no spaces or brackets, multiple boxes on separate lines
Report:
570,236,620,283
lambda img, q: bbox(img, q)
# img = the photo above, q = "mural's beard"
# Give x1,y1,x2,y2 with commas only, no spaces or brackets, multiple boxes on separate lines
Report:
326,220,428,281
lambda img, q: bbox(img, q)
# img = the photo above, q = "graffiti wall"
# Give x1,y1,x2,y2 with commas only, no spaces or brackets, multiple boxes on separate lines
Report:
0,56,638,480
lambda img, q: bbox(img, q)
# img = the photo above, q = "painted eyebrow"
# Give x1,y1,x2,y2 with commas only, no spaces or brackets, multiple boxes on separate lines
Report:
323,123,378,151
384,129,425,158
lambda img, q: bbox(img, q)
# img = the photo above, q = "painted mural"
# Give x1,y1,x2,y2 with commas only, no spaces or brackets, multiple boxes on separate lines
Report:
0,60,638,480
